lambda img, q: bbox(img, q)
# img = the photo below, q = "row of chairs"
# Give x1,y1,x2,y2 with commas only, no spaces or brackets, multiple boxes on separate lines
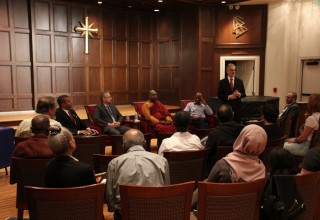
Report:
23,172,320,220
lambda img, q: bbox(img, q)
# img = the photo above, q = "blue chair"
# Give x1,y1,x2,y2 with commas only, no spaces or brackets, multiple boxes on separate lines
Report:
0,127,15,175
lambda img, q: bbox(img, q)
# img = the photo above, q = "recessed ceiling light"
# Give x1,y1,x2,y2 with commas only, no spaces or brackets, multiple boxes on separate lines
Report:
221,1,226,3
158,0,163,2
97,1,103,4
154,9,160,12
128,5,133,8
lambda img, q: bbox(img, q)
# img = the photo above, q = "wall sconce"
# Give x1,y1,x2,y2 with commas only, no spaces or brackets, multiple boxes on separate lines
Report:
228,4,240,10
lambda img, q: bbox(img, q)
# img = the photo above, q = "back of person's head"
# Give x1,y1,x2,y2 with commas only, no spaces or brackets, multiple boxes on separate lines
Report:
48,126,73,156
123,129,145,152
31,115,50,135
268,147,297,176
57,95,69,108
262,104,279,124
233,124,267,156
308,93,320,113
36,96,56,114
174,111,191,132
217,104,233,123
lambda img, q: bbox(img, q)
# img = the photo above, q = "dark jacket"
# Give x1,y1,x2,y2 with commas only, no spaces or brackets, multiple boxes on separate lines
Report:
280,102,300,137
55,108,88,135
93,103,124,126
205,121,244,170
45,155,96,188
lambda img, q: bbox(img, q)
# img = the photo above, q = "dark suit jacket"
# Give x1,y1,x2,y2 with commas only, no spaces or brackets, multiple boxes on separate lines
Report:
93,103,124,126
280,102,300,137
218,77,246,114
44,155,96,188
55,108,88,135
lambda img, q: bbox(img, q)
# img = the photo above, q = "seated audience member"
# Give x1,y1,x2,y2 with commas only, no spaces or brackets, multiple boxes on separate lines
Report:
183,92,213,129
267,147,297,177
299,147,320,175
205,104,244,170
106,129,170,220
141,90,175,133
192,124,267,208
55,95,97,135
15,96,61,137
94,91,131,135
158,111,204,156
279,92,300,137
261,104,283,140
13,115,54,159
284,93,320,156
44,126,96,188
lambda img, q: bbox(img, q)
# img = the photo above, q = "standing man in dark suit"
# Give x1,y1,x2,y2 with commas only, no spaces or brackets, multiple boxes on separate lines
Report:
55,95,97,135
279,92,300,137
218,63,246,123
94,91,131,135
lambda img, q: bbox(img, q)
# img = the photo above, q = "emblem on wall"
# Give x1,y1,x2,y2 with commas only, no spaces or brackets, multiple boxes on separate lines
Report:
232,16,248,39
74,17,98,54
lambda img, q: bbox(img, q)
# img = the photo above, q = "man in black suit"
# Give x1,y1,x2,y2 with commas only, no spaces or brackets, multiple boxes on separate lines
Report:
55,95,97,135
94,91,131,135
45,127,96,188
279,92,300,137
218,63,246,123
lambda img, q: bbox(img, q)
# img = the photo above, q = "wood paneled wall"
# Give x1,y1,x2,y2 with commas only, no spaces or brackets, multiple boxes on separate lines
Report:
0,0,267,111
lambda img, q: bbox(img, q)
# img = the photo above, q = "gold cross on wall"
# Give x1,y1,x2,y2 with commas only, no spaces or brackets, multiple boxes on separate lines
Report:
74,16,98,54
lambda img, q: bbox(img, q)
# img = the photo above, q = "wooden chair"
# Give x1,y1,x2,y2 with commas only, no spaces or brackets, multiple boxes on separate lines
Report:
197,178,267,220
260,135,287,171
92,154,119,173
163,149,210,184
111,133,152,155
73,135,107,166
0,127,15,175
132,101,154,135
120,181,195,220
10,157,51,220
278,115,292,138
25,183,105,220
295,172,320,220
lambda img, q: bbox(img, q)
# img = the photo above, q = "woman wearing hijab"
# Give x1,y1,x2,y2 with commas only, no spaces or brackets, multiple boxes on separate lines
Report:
207,124,267,183
192,124,267,209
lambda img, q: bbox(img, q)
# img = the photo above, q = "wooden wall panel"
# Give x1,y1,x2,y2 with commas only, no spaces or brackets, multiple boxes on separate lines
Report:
141,43,150,65
201,42,213,68
129,15,139,39
17,98,32,109
37,66,52,93
72,67,85,92
53,4,68,32
215,6,265,45
140,68,151,90
36,34,51,62
0,100,13,110
72,37,85,63
0,31,11,61
71,7,84,34
13,0,29,29
55,67,69,93
55,36,68,63
104,67,113,90
88,39,101,65
0,66,12,94
16,66,32,94
201,8,213,38
15,33,30,62
89,67,101,92
141,16,151,40
114,68,127,91
103,40,112,65
129,68,138,90
103,13,112,38
129,41,138,65
73,95,86,106
158,15,170,38
115,40,127,65
114,12,127,39
35,1,50,31
159,42,170,65
0,0,9,27
158,68,171,90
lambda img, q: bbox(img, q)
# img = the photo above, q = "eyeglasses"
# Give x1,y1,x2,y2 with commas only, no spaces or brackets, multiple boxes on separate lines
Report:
104,96,112,98
285,96,293,98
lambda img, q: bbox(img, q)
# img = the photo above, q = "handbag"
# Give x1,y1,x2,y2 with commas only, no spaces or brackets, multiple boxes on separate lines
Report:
261,175,305,220
310,116,320,148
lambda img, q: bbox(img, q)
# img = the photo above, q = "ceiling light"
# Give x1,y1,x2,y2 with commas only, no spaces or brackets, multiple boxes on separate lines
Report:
221,1,226,3
228,4,233,10
235,4,240,10
158,0,163,2
97,1,102,4
154,9,160,12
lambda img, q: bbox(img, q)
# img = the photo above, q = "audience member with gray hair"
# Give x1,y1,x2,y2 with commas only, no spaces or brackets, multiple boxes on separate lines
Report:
106,129,170,220
44,126,96,188
15,96,62,137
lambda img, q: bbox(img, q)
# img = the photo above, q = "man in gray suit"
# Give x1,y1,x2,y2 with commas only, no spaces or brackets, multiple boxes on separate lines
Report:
94,91,131,135
279,91,300,137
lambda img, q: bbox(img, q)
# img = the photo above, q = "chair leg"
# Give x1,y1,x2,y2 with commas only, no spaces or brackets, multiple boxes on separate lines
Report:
18,208,23,220
5,167,8,175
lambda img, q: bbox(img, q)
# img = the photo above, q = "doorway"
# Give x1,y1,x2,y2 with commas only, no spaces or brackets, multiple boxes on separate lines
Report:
220,56,260,96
